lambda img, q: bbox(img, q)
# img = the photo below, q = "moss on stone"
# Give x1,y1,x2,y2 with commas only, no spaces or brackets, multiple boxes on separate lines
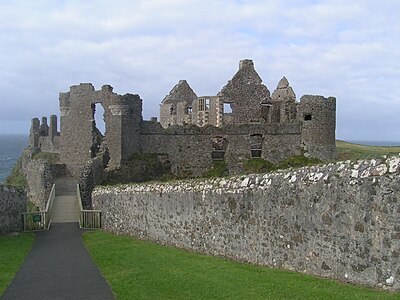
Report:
103,153,172,185
202,161,228,178
32,152,60,164
243,159,276,174
5,157,27,189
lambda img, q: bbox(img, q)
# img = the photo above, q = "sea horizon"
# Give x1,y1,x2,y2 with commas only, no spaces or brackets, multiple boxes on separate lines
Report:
0,134,28,183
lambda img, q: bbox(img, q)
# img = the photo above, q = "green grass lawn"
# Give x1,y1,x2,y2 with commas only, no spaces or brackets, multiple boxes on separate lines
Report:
336,140,400,161
0,233,34,296
83,231,399,300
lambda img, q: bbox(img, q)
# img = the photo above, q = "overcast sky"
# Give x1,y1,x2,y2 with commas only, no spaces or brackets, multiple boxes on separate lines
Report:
0,0,399,142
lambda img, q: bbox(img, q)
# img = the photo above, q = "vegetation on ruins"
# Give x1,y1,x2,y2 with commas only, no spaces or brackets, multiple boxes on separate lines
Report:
0,234,34,296
103,152,173,185
5,157,27,189
32,151,60,164
83,230,400,299
100,140,400,185
202,161,228,178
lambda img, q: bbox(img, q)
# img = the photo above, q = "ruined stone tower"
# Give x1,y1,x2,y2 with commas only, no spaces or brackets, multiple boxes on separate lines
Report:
59,83,142,176
298,95,336,160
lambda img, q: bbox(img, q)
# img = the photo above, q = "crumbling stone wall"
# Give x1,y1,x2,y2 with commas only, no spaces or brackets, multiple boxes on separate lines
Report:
93,155,400,291
29,115,60,153
160,80,198,128
59,84,142,176
140,121,302,177
0,185,26,233
218,59,270,124
24,158,53,210
268,76,297,123
78,153,107,209
158,59,336,162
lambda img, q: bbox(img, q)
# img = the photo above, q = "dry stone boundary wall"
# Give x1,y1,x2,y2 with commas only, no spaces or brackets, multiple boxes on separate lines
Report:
0,185,26,233
93,155,400,291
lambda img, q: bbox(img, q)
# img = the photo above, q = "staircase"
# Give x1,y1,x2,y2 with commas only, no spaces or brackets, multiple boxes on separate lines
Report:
51,177,79,223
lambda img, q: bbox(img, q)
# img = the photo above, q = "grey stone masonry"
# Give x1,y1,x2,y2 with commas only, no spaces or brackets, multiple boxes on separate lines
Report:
24,158,54,210
28,115,60,153
218,59,271,124
160,80,198,128
299,95,336,160
93,155,400,291
59,83,142,176
24,59,336,209
0,185,26,233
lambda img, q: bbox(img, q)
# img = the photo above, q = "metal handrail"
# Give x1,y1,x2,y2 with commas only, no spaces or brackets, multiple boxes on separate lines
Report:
22,184,55,231
77,184,102,229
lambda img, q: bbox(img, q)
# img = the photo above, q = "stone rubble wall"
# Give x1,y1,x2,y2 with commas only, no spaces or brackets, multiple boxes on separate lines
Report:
93,155,400,291
140,121,302,177
79,153,108,208
24,158,54,210
0,185,26,233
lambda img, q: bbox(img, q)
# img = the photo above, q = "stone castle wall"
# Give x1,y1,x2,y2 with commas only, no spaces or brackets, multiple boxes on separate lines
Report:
59,83,142,176
93,155,400,290
140,121,302,176
0,185,26,233
24,158,54,210
299,95,336,160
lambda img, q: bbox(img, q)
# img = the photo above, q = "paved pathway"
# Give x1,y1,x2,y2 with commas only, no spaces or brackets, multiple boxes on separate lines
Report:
52,177,79,223
2,178,114,300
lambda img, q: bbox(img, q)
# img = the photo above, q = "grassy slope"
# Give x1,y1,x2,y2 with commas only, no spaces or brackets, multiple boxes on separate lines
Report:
336,140,400,161
0,234,34,296
83,231,399,300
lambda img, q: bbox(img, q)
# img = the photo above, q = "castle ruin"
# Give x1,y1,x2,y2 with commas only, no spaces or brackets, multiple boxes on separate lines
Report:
26,59,336,200
18,61,400,292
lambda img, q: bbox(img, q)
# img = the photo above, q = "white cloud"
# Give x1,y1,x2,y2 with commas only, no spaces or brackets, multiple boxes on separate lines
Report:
0,0,399,141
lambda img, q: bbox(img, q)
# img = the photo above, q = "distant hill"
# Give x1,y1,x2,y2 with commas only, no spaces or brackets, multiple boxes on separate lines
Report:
336,140,400,161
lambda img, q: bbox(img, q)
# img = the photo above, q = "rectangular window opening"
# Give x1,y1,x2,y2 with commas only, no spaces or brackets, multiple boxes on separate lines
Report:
223,103,232,114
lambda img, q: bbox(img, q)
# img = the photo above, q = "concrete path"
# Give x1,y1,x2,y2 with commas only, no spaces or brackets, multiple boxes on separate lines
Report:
2,178,114,300
2,223,114,300
51,177,79,223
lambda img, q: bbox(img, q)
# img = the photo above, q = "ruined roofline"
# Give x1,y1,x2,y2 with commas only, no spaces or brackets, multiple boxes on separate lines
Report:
161,79,198,104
